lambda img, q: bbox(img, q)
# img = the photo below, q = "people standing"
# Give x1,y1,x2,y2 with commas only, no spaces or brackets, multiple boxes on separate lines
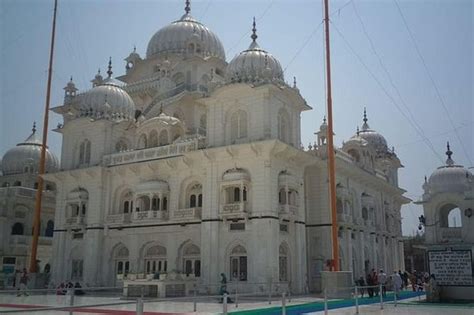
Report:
366,272,373,297
392,270,402,298
17,268,29,297
356,276,365,298
378,269,387,297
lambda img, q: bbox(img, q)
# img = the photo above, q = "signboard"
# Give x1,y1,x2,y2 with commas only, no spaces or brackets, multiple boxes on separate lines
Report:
428,250,473,286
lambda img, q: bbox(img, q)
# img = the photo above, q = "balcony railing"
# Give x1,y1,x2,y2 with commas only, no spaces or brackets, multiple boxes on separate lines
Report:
171,207,202,220
65,216,86,226
279,204,298,215
106,213,131,224
10,235,52,246
103,138,205,167
0,187,55,203
440,227,462,240
132,210,168,222
220,202,249,218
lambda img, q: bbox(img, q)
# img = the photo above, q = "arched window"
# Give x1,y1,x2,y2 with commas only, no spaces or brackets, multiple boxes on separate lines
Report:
348,149,360,163
114,246,130,278
198,194,203,207
230,245,247,281
336,198,343,214
230,110,248,142
120,191,133,214
152,196,160,210
45,220,54,237
186,183,202,208
13,181,21,187
362,207,368,220
279,188,286,204
439,204,463,228
115,140,128,152
144,245,167,274
11,222,24,235
149,130,158,148
79,139,91,165
279,244,289,281
190,195,197,207
136,195,151,212
138,134,147,149
159,130,169,146
182,244,201,277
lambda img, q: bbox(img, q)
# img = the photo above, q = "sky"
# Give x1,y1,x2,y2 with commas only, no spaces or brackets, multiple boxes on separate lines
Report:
0,0,472,236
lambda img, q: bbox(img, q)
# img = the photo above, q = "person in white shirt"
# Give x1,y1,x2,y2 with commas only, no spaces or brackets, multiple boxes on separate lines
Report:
392,270,402,298
378,269,387,297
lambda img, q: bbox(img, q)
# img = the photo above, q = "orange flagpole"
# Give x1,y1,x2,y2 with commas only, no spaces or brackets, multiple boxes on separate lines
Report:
323,0,339,271
29,0,58,273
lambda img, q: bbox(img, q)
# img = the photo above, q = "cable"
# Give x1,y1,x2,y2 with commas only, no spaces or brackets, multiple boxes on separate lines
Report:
199,0,213,21
283,21,324,73
330,21,445,163
351,1,441,161
393,0,473,166
330,0,354,18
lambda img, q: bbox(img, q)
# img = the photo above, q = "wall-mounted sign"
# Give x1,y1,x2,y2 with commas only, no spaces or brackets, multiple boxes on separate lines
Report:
428,250,473,286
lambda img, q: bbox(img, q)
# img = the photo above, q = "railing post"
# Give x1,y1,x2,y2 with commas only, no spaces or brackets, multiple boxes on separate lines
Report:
268,281,272,304
68,288,75,315
235,286,238,308
282,292,287,315
136,297,144,315
394,289,397,307
223,293,228,315
324,288,328,315
379,284,383,310
354,286,359,314
193,284,197,312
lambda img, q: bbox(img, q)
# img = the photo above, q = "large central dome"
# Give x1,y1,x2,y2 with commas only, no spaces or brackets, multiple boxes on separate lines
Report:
146,3,225,61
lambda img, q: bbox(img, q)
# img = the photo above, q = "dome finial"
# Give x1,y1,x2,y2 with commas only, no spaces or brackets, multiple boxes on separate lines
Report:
185,0,191,14
323,116,327,124
446,141,454,166
361,107,370,130
363,107,368,124
356,126,360,136
107,57,113,78
32,121,37,134
251,17,258,42
70,76,73,82
133,45,136,53
293,76,297,88
159,103,164,115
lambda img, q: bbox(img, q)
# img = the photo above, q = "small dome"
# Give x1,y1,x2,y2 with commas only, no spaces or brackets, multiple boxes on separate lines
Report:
146,4,225,61
78,77,135,121
226,19,284,84
1,124,59,176
428,143,472,194
357,109,388,153
139,110,183,129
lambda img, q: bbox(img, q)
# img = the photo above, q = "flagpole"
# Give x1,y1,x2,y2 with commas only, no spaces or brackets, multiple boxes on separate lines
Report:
323,0,340,271
30,0,58,273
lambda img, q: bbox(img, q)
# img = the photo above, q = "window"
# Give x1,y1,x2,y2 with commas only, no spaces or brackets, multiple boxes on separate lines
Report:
144,245,167,274
182,244,200,277
336,198,343,214
71,260,83,280
199,114,207,135
225,186,248,204
279,244,289,281
45,220,54,237
79,139,91,165
72,233,83,239
159,130,169,146
11,222,24,235
230,245,247,281
186,183,202,208
149,130,158,148
138,134,147,149
3,257,16,265
278,110,290,143
115,140,128,152
362,207,368,220
114,246,130,278
13,181,21,187
120,191,133,214
230,110,248,142
439,204,463,228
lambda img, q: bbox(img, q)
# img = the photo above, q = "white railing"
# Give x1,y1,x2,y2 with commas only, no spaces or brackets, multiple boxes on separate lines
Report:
171,207,202,220
106,213,131,224
65,216,86,226
103,138,205,167
279,204,298,215
132,210,168,221
441,227,462,240
221,202,248,217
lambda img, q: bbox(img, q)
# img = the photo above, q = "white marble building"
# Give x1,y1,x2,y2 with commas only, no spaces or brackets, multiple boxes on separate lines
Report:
45,3,408,293
0,124,59,275
415,143,474,300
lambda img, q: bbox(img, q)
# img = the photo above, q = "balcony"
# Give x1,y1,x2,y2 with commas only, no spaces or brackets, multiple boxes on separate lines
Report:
10,235,52,247
440,227,462,241
0,187,55,203
220,202,249,219
279,204,298,215
171,207,202,221
132,210,168,222
106,213,131,224
103,138,205,167
65,216,86,227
